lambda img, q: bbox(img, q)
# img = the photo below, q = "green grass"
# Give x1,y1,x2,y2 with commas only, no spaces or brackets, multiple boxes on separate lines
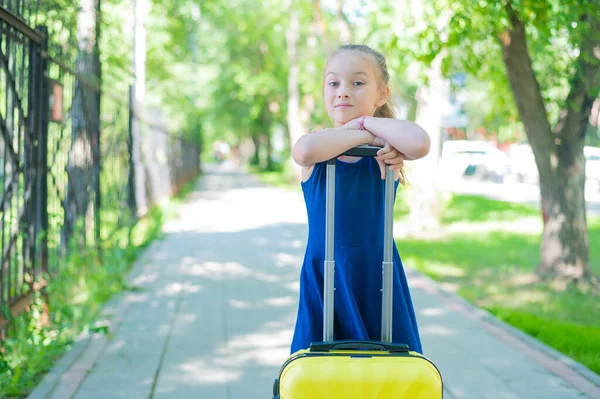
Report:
441,194,539,224
397,194,600,375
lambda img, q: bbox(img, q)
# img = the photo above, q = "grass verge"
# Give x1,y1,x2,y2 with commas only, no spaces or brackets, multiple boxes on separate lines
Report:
398,194,600,375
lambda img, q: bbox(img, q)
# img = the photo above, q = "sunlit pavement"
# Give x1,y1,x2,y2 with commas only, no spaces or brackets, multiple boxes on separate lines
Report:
29,163,600,399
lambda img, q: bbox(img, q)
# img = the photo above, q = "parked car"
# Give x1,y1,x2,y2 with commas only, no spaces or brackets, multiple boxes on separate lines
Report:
440,140,508,182
585,146,600,192
506,144,538,184
504,144,600,191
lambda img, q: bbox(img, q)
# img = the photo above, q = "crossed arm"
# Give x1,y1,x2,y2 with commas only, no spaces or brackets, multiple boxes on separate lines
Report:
292,116,431,179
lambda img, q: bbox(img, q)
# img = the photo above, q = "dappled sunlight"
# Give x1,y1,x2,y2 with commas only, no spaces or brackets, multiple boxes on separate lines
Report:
284,239,305,248
419,307,446,317
125,292,150,303
445,217,542,235
262,296,295,307
478,289,550,309
184,261,253,280
157,281,203,297
419,324,456,337
273,252,303,268
155,316,295,395
228,296,295,309
171,358,242,385
439,282,459,292
253,236,269,245
214,320,295,368
254,270,281,283
130,271,160,286
408,259,465,278
163,185,307,235
182,260,288,284
507,273,539,287
284,281,300,293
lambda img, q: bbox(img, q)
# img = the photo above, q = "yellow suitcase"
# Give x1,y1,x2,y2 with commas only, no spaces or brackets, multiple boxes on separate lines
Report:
274,341,442,398
274,146,443,398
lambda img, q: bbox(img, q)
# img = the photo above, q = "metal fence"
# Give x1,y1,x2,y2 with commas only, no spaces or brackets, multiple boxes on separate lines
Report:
0,4,200,338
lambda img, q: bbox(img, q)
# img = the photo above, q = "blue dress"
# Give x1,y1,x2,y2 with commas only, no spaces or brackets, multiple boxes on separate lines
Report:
290,156,423,354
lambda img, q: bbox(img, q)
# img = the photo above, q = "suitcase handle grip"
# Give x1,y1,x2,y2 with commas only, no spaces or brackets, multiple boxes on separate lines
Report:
341,144,382,157
309,340,409,353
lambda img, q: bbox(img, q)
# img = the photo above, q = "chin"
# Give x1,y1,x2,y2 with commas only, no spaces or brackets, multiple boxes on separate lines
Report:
336,115,356,126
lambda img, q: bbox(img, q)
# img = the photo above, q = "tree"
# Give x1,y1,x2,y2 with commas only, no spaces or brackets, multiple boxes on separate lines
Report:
66,0,102,246
423,0,600,286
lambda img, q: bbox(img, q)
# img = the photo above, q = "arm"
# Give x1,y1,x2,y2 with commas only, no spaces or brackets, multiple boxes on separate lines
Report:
292,128,374,166
363,117,430,160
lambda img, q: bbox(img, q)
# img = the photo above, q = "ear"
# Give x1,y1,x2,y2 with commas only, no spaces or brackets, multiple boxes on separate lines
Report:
377,86,390,107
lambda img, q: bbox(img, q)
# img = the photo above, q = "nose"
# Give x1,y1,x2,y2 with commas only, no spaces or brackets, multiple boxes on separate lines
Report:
337,82,350,98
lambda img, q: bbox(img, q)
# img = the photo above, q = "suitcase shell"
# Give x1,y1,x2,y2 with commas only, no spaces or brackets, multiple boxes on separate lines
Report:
275,346,442,398
275,145,443,398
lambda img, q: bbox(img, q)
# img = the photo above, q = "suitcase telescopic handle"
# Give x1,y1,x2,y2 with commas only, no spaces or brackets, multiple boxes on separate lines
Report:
323,144,395,343
309,340,409,353
342,144,381,157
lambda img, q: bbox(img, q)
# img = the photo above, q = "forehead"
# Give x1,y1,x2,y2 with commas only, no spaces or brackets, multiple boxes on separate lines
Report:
325,51,377,77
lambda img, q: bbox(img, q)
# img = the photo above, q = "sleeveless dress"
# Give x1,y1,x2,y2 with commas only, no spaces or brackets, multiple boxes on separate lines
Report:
290,156,423,354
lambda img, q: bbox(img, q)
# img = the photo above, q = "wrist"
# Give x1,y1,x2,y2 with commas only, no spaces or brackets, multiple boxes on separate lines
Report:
365,130,376,145
358,115,369,130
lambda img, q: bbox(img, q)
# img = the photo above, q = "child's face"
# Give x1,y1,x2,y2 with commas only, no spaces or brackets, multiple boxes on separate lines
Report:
323,51,388,127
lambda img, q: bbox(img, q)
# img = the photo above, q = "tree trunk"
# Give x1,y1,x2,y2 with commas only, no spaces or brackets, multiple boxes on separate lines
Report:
286,4,305,182
500,3,600,286
407,53,444,236
66,0,101,247
312,0,331,53
336,0,351,44
405,0,444,236
251,132,261,166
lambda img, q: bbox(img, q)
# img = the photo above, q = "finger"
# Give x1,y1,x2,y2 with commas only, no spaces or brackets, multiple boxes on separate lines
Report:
376,158,386,179
379,149,399,161
377,143,391,155
385,157,404,165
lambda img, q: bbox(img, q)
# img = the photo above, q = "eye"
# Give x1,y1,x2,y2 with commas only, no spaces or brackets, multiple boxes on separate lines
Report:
354,81,365,86
328,81,339,87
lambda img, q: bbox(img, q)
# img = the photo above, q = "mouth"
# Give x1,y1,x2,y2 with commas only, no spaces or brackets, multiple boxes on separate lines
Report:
335,104,353,108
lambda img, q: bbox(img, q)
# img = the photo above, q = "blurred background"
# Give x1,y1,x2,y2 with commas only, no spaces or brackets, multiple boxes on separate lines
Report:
0,0,599,396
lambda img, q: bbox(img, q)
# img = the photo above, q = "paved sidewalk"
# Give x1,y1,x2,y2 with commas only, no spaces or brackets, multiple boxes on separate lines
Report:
29,163,600,399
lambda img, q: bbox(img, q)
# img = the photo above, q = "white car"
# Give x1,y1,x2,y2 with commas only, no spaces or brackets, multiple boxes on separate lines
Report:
440,140,508,182
585,146,600,192
506,144,538,184
505,144,600,190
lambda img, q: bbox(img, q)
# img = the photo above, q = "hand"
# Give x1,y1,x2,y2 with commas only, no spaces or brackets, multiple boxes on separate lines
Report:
340,116,365,131
375,142,404,179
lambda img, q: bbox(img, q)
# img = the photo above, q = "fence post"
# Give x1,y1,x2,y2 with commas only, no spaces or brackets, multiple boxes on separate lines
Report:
127,85,137,218
94,92,101,247
37,25,49,275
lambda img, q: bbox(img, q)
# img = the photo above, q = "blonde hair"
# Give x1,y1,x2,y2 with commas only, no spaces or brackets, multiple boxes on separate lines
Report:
328,44,405,183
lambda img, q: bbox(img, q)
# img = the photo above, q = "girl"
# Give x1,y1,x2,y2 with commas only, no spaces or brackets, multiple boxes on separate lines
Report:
290,44,430,355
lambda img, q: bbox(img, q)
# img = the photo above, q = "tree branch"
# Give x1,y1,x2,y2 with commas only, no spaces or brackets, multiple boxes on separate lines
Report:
499,1,554,168
555,12,600,140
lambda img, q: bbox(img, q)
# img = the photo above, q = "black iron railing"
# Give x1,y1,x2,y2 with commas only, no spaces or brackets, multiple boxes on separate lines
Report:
0,3,200,337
